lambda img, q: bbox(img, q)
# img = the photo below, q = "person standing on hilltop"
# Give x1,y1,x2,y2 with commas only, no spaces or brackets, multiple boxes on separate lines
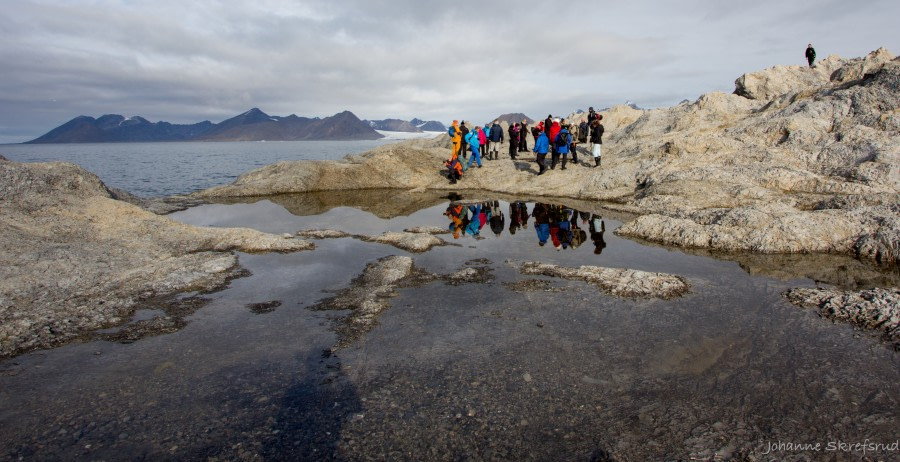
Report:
588,107,597,123
458,122,470,160
519,119,529,152
449,120,462,159
488,120,503,160
478,124,488,160
590,115,605,168
533,129,550,175
544,115,552,136
465,127,483,169
508,123,519,160
805,44,816,67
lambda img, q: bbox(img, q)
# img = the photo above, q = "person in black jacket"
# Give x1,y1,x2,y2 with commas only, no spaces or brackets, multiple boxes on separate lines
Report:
459,122,469,160
518,119,529,152
508,123,519,160
590,116,604,168
805,44,816,67
488,121,503,160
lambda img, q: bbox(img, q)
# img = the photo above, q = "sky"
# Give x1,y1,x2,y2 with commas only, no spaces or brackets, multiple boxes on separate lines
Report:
1,0,898,143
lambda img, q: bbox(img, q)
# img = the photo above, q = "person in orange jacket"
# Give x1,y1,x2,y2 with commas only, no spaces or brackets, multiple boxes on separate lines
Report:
445,157,463,184
448,120,462,158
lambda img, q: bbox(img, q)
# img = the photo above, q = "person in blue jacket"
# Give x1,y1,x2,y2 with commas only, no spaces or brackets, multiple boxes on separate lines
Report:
465,127,482,169
532,202,550,246
488,121,504,160
551,126,571,170
465,204,482,237
532,130,549,175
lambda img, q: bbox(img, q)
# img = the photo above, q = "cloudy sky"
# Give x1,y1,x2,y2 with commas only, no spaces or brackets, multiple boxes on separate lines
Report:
1,0,897,143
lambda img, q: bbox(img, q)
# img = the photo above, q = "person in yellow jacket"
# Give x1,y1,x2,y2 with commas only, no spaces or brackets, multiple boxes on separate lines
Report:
449,120,462,159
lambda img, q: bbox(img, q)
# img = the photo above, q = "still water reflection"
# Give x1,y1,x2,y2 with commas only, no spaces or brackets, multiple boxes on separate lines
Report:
445,201,608,254
0,191,896,461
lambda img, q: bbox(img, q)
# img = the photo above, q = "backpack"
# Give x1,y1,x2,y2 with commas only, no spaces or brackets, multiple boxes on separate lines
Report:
448,126,456,137
554,130,569,149
578,122,588,142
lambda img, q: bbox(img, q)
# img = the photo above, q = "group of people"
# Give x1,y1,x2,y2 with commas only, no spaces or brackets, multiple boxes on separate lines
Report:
443,200,608,254
444,109,606,183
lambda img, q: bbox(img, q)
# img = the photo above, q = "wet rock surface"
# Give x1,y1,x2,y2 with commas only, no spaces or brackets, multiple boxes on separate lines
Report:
296,228,447,253
517,261,690,299
785,287,900,348
361,231,447,253
310,256,496,348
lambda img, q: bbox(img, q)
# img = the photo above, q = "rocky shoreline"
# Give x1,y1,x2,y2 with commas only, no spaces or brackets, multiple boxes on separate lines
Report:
2,49,898,357
0,160,313,358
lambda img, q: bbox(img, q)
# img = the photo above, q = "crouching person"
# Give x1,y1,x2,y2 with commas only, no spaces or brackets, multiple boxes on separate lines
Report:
445,157,463,184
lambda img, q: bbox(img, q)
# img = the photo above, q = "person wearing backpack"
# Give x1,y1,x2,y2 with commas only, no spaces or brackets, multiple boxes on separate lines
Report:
590,115,605,168
448,120,462,158
445,156,463,184
567,123,580,165
551,126,571,170
465,127,483,169
488,120,503,160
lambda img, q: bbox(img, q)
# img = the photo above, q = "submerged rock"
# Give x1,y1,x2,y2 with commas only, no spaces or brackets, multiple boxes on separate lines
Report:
784,287,900,347
310,255,416,347
517,262,690,299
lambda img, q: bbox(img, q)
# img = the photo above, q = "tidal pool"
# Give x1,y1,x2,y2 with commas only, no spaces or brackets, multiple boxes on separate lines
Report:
1,191,897,461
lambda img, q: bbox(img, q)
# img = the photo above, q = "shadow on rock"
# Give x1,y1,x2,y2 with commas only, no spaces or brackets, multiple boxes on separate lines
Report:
258,349,362,461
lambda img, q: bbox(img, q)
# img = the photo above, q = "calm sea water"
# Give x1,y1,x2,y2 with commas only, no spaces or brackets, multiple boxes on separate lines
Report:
0,139,417,197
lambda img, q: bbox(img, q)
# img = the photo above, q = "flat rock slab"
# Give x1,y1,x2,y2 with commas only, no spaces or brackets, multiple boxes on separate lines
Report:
784,287,900,347
403,226,451,235
518,261,690,299
362,232,446,253
296,229,353,239
296,229,446,253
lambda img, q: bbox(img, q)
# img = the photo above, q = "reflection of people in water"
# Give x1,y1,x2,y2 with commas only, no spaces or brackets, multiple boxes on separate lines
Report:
532,203,551,246
466,204,482,237
444,204,465,239
508,201,529,235
488,201,505,236
589,213,607,255
570,210,587,249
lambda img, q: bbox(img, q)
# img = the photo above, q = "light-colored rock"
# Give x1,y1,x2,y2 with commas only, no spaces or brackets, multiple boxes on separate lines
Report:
363,231,446,253
296,229,353,239
784,287,900,347
192,49,899,265
0,161,313,358
403,226,451,235
518,262,690,299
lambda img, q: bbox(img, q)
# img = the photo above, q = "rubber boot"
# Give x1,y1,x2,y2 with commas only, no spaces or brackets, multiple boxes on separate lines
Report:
594,157,601,168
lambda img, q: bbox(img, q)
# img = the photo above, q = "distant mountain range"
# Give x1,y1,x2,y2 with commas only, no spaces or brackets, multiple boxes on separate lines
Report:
26,108,385,143
365,118,446,132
